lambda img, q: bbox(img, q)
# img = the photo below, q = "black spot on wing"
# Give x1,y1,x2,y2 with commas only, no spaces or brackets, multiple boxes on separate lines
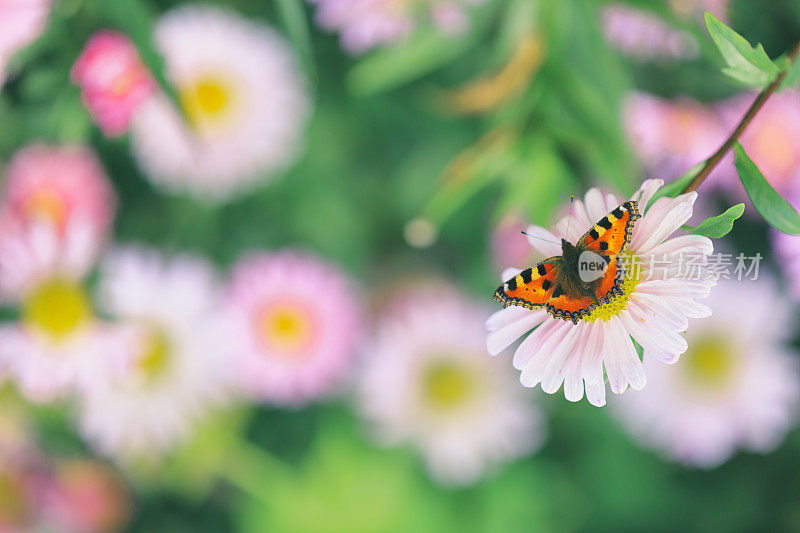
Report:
551,284,564,298
506,277,517,292
541,279,552,291
520,268,533,284
589,228,599,240
598,217,612,230
612,207,624,218
537,264,547,276
599,241,609,251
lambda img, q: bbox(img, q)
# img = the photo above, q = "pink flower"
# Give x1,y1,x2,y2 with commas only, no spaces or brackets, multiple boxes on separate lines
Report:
489,213,543,275
0,0,52,86
602,4,698,61
39,460,131,533
308,0,484,54
625,92,724,181
2,145,114,239
71,31,155,137
224,251,362,406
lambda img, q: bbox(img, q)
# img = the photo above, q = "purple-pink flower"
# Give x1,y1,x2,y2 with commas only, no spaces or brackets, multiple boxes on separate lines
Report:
71,31,155,137
223,251,362,406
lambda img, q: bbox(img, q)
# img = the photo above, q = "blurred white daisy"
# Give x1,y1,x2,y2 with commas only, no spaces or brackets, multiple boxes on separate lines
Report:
487,180,715,407
0,0,52,86
612,276,800,468
309,0,485,54
358,285,544,486
130,5,310,202
0,146,117,402
224,251,362,406
77,247,229,461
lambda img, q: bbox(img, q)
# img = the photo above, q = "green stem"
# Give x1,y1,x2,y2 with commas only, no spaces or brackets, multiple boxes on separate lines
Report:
681,40,800,194
217,438,295,505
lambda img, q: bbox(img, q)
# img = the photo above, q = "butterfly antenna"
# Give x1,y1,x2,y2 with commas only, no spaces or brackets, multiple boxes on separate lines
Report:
565,195,575,242
520,231,560,246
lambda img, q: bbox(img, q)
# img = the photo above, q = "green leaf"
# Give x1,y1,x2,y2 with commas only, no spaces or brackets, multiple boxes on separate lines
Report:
704,12,779,87
275,0,315,80
100,0,186,122
682,203,745,238
734,143,800,234
645,162,704,211
632,338,644,362
347,3,497,96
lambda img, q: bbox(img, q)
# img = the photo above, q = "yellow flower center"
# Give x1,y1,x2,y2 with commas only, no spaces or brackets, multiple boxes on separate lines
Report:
422,360,475,410
136,328,171,383
23,189,67,228
260,304,313,356
682,335,736,387
22,278,92,341
586,251,641,323
179,75,235,129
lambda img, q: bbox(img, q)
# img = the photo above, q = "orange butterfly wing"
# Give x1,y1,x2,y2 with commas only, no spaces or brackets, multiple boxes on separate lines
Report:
494,259,559,310
578,200,640,256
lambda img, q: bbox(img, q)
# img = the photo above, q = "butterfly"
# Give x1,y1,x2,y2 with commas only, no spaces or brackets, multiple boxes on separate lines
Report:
493,200,641,324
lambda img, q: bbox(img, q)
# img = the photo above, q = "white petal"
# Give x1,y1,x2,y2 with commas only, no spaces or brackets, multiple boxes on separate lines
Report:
513,318,560,370
564,351,583,402
580,321,606,384
647,235,713,257
584,189,610,226
631,192,697,252
519,321,573,387
585,380,607,407
524,225,561,257
501,267,523,282
538,324,582,393
632,179,664,210
486,311,545,356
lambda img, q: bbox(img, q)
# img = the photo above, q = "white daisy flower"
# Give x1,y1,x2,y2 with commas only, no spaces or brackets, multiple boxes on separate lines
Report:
0,145,117,401
486,179,715,407
358,286,545,486
77,247,229,461
130,5,310,202
0,219,107,402
612,276,800,467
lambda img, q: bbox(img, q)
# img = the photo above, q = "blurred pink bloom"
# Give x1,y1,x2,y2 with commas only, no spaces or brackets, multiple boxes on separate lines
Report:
613,276,800,468
71,31,155,137
669,0,728,22
308,0,484,54
490,213,543,275
602,4,698,60
0,0,51,86
712,90,800,201
487,180,715,406
358,284,544,486
0,145,114,299
40,460,130,533
2,145,114,237
625,92,724,181
224,251,362,406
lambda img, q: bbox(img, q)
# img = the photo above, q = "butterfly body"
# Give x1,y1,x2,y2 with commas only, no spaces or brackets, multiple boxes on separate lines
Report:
493,201,641,324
